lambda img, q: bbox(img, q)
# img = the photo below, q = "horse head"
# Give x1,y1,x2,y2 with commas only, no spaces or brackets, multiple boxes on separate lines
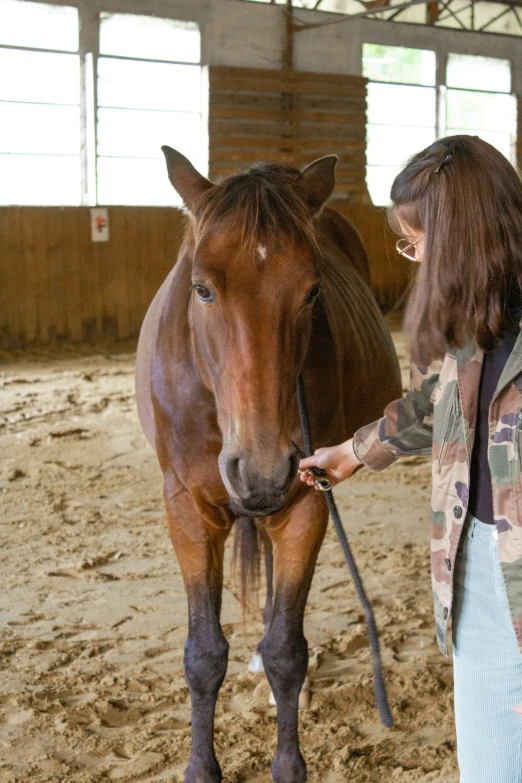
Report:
162,146,337,517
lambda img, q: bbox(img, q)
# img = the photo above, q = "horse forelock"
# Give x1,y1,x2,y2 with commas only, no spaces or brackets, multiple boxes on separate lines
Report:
190,162,319,257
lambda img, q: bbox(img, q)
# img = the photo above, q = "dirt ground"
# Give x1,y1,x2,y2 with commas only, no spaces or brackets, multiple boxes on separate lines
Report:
0,326,459,783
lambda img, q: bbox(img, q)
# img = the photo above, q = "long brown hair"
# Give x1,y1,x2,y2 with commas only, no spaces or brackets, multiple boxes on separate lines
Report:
389,135,522,365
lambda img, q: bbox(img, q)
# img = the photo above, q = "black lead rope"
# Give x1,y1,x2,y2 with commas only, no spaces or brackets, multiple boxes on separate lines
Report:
296,375,394,729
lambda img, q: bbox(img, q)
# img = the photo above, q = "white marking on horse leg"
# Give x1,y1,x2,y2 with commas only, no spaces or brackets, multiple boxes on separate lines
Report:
248,652,264,673
268,675,310,709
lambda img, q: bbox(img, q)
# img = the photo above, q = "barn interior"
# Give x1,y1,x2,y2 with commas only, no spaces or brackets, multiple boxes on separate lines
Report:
0,0,521,780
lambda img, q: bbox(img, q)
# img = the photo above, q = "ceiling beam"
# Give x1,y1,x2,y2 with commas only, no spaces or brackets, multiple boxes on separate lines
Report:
274,0,522,32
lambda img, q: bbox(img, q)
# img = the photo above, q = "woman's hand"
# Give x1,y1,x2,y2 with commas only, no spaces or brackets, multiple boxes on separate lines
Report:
298,438,362,490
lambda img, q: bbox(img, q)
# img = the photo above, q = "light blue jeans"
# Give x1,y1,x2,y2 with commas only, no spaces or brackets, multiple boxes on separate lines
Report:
452,513,522,783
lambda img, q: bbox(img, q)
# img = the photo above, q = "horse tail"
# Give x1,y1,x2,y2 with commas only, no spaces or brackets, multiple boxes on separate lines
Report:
233,517,261,615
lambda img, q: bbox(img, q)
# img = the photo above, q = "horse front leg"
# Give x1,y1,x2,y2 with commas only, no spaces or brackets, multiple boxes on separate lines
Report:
165,485,232,783
260,490,328,783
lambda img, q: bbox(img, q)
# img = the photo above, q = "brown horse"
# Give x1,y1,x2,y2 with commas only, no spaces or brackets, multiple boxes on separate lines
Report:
135,147,402,783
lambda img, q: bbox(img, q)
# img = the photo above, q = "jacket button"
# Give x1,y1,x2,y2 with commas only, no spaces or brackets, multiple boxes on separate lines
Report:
443,607,449,619
454,506,463,519
445,557,452,571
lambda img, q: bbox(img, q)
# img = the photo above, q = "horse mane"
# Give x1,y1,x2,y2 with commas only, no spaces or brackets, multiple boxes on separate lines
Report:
192,162,319,255
313,214,398,439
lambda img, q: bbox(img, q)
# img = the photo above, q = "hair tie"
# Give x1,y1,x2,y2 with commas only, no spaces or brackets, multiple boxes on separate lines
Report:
434,141,459,174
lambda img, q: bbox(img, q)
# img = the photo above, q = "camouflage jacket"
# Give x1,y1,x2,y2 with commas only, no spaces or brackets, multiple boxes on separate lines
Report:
353,334,522,656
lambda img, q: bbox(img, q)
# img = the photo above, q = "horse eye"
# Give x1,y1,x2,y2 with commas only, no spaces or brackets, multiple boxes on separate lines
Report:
304,284,320,305
194,284,213,302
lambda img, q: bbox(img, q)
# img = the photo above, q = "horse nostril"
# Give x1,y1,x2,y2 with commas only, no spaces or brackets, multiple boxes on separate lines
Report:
226,455,241,486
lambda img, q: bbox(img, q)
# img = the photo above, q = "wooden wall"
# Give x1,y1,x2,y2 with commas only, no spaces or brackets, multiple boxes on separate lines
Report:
208,66,371,204
0,205,411,349
0,207,186,347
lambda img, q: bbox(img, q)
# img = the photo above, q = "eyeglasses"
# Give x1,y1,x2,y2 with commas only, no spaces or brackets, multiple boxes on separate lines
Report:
396,234,425,261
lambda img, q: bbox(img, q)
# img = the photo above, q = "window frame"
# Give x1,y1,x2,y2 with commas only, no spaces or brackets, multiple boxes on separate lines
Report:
0,0,203,206
0,3,83,205
363,42,517,205
91,11,203,207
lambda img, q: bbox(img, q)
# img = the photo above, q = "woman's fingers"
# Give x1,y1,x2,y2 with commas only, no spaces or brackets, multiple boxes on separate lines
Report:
298,439,362,489
299,451,328,488
298,449,326,471
299,470,329,488
298,468,323,488
298,448,336,490
298,450,332,488
299,446,345,475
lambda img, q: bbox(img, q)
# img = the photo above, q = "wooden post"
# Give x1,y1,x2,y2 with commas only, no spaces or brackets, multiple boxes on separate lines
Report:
281,1,295,157
427,1,439,23
283,0,293,72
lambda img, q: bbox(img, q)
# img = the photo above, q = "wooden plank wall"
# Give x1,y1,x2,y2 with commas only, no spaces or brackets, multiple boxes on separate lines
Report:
0,205,411,349
208,66,371,204
0,207,186,348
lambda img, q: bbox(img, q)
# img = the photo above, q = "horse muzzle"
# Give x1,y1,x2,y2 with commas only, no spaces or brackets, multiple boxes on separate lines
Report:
219,448,298,518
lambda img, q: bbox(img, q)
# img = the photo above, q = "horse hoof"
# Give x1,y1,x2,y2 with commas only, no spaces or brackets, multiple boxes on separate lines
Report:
184,760,222,783
272,750,306,783
268,676,310,709
248,652,264,673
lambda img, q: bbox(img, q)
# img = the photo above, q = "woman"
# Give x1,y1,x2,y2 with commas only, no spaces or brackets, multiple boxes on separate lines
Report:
299,135,522,783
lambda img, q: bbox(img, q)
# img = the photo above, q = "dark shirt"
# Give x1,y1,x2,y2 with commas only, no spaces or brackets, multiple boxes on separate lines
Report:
468,305,522,524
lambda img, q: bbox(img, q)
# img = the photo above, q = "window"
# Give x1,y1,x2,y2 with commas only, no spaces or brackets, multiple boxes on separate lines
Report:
96,13,202,206
0,3,203,206
363,44,437,206
0,0,81,205
445,54,516,163
363,45,517,205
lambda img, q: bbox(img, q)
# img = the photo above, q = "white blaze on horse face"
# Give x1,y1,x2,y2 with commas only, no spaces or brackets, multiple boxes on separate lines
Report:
257,244,267,262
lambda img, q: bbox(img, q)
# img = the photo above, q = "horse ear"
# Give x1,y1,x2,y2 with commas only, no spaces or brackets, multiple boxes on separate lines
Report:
297,155,338,214
161,146,214,214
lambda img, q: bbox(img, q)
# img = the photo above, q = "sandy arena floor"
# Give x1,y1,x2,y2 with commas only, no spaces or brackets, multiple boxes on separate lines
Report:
0,329,459,783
